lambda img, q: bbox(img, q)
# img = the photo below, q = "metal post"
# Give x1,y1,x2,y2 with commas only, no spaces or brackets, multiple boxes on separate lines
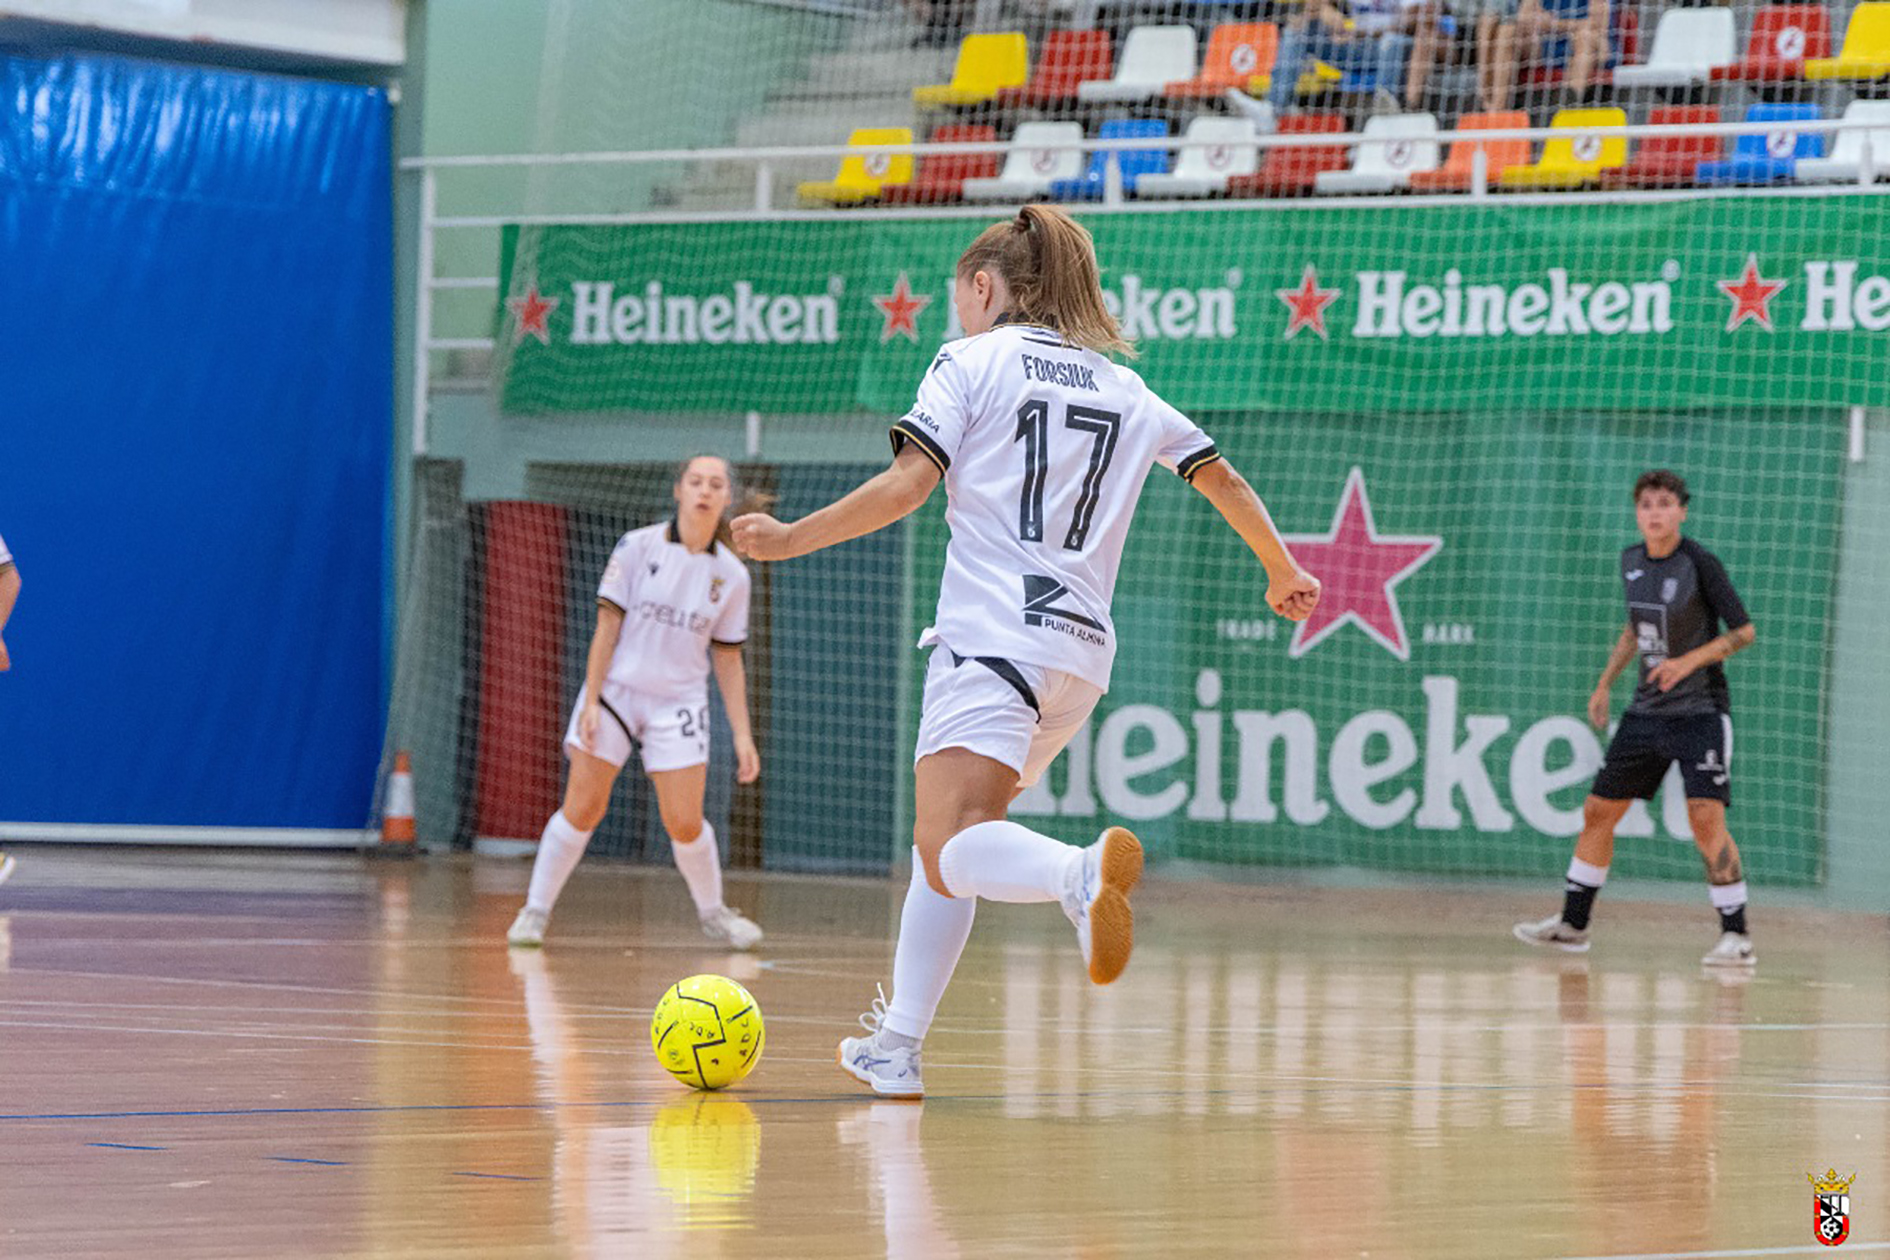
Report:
1470,147,1489,198
1103,150,1123,206
755,160,773,214
1861,135,1875,186
410,168,436,458
1851,406,1867,464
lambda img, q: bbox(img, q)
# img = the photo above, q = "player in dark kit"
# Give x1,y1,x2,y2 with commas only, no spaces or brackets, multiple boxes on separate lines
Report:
1514,470,1759,967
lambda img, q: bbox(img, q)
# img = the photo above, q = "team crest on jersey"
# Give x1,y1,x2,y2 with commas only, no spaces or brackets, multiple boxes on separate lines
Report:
1661,577,1679,603
1810,1170,1856,1246
709,576,726,604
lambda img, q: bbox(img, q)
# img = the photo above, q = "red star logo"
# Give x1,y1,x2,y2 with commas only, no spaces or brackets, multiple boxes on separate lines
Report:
1276,265,1341,341
1717,254,1787,332
1284,467,1442,660
507,284,558,344
874,271,933,343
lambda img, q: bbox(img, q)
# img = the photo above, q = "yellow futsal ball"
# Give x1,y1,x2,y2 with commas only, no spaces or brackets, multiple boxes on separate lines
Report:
651,974,765,1090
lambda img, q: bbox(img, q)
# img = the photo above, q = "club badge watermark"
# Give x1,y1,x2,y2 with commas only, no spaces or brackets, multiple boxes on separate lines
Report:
1809,1169,1857,1247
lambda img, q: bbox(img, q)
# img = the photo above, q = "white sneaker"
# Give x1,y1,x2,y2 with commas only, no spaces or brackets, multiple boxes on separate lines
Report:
1512,913,1591,953
1222,88,1278,133
1060,826,1144,985
1702,931,1756,968
0,852,14,887
506,905,549,948
837,986,923,1099
700,905,763,951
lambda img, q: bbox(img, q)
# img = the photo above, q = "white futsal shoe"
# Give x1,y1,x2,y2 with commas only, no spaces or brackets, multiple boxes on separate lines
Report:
1060,826,1144,985
837,987,924,1099
506,905,549,948
1512,914,1591,953
699,905,764,951
1701,931,1757,968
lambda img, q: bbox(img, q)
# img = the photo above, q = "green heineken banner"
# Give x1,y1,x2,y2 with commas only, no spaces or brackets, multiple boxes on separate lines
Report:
495,195,1890,416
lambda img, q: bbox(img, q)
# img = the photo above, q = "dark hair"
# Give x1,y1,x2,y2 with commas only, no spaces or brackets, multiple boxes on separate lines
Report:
675,454,774,550
956,204,1135,358
1633,469,1690,506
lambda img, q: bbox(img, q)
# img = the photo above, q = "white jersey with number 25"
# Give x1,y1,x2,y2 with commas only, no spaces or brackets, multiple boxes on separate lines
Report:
890,322,1220,692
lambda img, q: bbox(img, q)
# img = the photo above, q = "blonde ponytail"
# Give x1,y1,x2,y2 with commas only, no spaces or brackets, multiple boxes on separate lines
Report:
956,204,1135,359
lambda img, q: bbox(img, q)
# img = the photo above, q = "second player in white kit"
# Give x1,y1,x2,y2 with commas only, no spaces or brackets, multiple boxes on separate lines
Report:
507,456,765,951
735,206,1322,1096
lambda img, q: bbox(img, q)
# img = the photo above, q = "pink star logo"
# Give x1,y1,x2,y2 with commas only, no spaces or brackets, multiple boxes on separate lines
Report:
1284,467,1442,660
873,271,933,343
1717,253,1787,332
1276,265,1341,341
507,284,558,344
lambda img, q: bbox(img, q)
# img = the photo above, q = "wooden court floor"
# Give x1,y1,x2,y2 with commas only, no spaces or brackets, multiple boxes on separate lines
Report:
0,848,1884,1259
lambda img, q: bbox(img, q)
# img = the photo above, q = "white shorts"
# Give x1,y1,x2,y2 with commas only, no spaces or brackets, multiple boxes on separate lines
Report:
913,645,1103,789
564,683,710,773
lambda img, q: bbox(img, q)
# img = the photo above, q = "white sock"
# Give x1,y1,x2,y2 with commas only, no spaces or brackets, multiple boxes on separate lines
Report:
1708,880,1748,912
935,819,1078,904
525,810,594,913
672,820,724,916
1567,857,1609,888
883,850,977,1043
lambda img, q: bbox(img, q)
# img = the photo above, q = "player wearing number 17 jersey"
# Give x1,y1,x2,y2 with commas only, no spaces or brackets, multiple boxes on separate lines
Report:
733,205,1322,1096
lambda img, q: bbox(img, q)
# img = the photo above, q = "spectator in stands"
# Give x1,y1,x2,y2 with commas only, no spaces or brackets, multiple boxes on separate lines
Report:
1408,0,1521,111
1268,0,1429,113
1513,0,1610,100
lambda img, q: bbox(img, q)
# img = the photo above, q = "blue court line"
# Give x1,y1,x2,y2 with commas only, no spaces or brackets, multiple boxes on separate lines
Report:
268,1156,348,1166
451,1171,540,1182
86,1142,168,1151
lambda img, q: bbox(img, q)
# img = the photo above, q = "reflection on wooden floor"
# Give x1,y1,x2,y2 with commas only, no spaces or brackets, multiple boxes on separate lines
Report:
0,849,1884,1258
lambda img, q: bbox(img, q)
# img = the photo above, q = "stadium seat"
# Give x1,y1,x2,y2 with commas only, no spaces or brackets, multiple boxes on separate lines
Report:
1498,108,1628,189
1136,116,1259,197
1315,112,1441,193
997,30,1112,106
1408,111,1531,191
1165,23,1278,98
961,121,1085,200
1805,1,1890,78
1696,102,1824,184
878,124,999,204
795,127,913,205
1611,7,1736,87
1077,25,1198,102
1049,118,1170,200
1712,4,1831,81
1599,106,1722,188
1224,113,1346,196
913,32,1029,107
1796,98,1890,181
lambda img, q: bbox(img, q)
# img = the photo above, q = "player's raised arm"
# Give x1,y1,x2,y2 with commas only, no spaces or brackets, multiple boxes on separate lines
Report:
1187,459,1320,622
731,444,940,562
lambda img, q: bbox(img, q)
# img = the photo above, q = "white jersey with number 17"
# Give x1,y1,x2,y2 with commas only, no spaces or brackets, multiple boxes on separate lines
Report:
890,322,1220,692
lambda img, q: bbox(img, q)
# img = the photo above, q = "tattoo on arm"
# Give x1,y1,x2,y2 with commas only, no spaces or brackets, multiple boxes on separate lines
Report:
1707,843,1742,884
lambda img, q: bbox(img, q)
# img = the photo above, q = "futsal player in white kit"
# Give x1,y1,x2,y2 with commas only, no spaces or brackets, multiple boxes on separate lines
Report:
507,456,765,950
733,206,1322,1096
0,530,18,885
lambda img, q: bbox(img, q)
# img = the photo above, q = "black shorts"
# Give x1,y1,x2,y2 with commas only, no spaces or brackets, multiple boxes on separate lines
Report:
1592,710,1733,805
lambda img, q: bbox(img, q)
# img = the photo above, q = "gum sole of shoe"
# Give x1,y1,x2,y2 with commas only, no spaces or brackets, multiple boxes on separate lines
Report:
1511,924,1589,953
835,1043,923,1100
1087,827,1144,985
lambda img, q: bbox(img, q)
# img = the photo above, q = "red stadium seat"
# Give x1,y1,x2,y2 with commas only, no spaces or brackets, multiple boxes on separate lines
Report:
878,125,999,205
1711,4,1831,81
1599,106,1722,189
1224,113,1346,196
996,30,1113,106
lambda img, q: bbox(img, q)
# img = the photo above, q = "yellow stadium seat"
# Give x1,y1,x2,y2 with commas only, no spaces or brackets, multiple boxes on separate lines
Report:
1805,1,1890,79
1498,107,1628,189
913,32,1029,106
796,128,914,205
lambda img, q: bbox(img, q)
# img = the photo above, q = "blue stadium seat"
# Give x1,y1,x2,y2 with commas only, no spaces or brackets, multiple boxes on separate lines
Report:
1696,103,1825,185
1048,118,1170,201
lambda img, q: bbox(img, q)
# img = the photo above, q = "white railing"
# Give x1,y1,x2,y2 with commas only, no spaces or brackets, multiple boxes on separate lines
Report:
401,118,1890,455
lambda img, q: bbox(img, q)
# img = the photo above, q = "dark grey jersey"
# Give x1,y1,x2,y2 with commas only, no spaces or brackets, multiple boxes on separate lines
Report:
1621,537,1750,716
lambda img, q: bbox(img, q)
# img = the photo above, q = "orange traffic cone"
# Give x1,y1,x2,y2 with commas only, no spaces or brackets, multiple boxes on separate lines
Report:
382,751,417,846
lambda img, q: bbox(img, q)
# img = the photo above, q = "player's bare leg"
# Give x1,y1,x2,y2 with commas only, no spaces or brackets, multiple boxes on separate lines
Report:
1515,795,1632,952
509,748,619,947
1688,799,1755,967
651,763,760,950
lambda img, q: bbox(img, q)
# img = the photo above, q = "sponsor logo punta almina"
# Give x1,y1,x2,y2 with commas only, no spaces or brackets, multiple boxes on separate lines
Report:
567,279,844,346
1349,264,1681,339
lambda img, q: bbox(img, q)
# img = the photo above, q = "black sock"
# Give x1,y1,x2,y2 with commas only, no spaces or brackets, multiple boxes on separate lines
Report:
1718,903,1748,935
1561,880,1600,931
